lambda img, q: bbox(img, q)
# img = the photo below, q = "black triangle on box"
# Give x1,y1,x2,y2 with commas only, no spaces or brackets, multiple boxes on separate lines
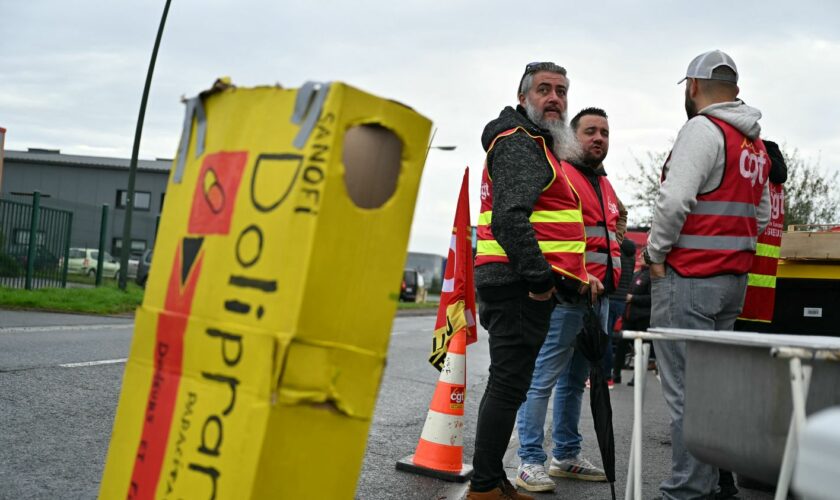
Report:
181,237,204,285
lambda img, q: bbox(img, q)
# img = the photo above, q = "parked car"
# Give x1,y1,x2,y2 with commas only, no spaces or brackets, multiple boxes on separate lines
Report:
126,257,139,279
136,249,153,287
67,248,120,279
400,268,426,302
7,244,60,271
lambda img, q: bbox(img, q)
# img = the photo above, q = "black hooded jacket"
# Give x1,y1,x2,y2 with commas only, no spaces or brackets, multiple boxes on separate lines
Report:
763,140,788,184
477,105,581,301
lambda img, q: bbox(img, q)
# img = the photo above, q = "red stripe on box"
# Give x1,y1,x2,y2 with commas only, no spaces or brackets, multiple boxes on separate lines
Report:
127,245,203,499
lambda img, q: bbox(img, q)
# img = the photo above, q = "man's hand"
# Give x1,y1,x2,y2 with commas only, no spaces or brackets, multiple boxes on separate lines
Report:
626,293,633,303
529,287,556,301
650,263,666,280
579,273,604,303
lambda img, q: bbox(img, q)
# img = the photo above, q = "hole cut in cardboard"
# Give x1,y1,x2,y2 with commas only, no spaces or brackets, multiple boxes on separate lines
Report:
342,124,403,209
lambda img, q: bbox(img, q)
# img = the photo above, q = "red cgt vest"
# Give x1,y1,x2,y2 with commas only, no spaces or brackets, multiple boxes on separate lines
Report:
475,127,589,285
739,182,784,322
664,116,768,277
564,165,622,288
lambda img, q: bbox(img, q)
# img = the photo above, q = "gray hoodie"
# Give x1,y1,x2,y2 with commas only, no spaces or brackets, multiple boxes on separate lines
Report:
647,101,771,264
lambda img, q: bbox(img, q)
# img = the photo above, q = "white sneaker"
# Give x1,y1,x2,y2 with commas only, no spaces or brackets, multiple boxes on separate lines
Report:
548,455,607,482
515,463,555,492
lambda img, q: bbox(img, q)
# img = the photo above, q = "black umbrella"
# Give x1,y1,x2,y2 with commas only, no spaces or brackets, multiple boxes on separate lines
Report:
575,303,617,499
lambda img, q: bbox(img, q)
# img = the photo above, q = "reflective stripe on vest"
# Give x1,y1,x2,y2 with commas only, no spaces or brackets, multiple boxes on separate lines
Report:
585,251,621,268
692,200,757,218
583,226,617,241
747,273,776,288
673,234,757,251
479,209,583,226
474,126,588,284
583,226,621,270
755,242,780,258
478,240,586,256
665,116,767,277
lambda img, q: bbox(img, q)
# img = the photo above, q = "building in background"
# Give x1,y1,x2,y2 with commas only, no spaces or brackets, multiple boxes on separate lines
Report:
405,251,445,293
1,148,170,258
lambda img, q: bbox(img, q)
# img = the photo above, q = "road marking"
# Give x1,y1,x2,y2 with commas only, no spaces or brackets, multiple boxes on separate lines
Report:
60,358,127,368
0,324,134,334
392,329,429,336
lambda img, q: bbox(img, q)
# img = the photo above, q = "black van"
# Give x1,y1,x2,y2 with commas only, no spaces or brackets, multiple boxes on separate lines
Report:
399,268,426,302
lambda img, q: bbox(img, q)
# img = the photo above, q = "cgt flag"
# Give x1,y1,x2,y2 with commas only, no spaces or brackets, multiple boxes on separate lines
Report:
429,167,477,370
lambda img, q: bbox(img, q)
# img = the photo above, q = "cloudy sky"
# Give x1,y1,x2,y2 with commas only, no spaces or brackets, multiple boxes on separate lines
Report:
3,1,839,255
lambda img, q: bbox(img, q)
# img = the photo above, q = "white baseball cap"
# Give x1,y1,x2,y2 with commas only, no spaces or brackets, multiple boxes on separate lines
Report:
678,50,738,84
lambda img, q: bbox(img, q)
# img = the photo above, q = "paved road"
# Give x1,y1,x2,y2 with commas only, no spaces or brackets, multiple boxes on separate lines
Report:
0,310,774,499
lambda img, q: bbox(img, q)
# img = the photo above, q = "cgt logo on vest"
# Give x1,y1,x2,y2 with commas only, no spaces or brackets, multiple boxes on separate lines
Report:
770,187,784,222
480,182,490,201
739,145,767,187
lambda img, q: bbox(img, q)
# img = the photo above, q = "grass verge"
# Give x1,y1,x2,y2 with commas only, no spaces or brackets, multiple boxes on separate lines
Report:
397,301,439,310
0,283,144,315
0,284,435,316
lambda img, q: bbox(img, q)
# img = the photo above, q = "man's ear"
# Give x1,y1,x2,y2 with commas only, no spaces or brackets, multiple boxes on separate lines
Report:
689,78,700,98
518,93,526,107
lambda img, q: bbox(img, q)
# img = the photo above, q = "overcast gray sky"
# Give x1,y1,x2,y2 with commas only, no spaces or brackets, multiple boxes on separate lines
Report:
3,0,839,255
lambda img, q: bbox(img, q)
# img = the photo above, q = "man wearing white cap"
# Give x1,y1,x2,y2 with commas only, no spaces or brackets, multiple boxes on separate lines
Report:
644,50,771,499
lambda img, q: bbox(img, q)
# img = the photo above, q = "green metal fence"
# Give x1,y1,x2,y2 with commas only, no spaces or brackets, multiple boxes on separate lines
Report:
0,193,73,289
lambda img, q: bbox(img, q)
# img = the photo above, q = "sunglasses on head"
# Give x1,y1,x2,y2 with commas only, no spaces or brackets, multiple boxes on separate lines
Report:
519,62,564,91
524,61,552,73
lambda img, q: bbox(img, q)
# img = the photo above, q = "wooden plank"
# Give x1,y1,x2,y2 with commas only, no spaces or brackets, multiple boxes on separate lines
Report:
779,231,840,260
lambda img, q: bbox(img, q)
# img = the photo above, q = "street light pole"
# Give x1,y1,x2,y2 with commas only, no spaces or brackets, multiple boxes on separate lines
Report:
119,0,172,290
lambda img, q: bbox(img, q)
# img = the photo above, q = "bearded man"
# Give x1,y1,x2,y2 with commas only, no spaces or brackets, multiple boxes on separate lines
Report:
645,49,770,500
468,62,600,500
514,107,623,493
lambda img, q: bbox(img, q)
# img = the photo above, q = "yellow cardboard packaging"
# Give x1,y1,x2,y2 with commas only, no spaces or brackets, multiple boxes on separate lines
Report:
99,80,432,499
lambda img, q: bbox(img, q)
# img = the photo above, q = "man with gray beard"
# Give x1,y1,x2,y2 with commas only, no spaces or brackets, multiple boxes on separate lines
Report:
514,108,619,493
469,62,598,500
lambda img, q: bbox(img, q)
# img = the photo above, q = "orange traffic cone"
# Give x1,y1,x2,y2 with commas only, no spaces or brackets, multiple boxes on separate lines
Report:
395,330,473,482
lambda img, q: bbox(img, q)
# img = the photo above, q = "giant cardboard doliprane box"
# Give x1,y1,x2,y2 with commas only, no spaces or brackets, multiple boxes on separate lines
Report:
99,79,432,499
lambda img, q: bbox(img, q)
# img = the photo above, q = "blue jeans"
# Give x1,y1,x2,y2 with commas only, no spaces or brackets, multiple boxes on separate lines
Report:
516,296,609,464
651,266,747,500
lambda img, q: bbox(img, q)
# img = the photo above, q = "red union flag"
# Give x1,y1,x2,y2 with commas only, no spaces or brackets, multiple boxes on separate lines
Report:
429,167,477,370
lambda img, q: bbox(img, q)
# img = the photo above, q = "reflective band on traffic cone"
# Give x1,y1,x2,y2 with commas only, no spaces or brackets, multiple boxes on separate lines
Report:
395,330,473,482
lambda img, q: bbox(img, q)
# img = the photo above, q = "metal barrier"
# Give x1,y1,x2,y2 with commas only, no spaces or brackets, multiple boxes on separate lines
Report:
622,328,840,500
0,193,73,289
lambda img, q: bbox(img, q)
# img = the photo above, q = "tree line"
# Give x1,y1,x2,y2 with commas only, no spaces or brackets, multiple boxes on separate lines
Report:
622,145,840,228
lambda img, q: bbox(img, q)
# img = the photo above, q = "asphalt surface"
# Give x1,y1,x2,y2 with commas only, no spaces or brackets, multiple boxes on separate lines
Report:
0,310,133,499
360,316,671,500
0,309,775,499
